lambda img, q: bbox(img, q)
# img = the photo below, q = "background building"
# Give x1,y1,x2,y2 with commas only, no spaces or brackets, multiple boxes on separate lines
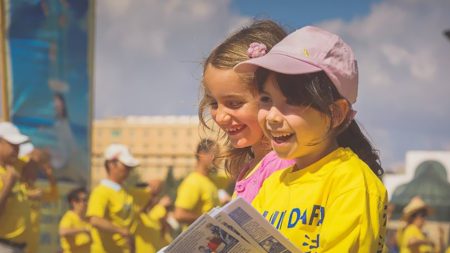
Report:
91,115,219,187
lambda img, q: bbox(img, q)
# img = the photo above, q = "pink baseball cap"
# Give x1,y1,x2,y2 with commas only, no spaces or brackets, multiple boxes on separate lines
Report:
235,26,358,104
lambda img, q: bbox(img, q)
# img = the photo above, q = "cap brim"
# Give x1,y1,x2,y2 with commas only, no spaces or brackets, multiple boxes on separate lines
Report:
402,206,433,220
119,157,140,168
4,135,29,145
234,52,322,75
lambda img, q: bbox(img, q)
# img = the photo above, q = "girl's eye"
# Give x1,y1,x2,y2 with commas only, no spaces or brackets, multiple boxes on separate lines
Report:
259,95,272,105
208,101,218,109
226,101,243,109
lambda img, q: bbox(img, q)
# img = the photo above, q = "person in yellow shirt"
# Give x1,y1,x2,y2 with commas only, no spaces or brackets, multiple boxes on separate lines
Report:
59,187,91,253
86,144,140,253
133,179,172,253
0,122,32,253
19,144,59,253
235,26,388,251
399,196,444,253
173,139,220,228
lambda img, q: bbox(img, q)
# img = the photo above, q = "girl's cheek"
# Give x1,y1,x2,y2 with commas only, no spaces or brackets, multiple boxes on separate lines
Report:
257,110,268,128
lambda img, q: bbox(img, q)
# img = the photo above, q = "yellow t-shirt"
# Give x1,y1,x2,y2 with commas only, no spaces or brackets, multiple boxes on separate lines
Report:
399,224,433,253
86,180,136,253
130,187,169,253
0,164,31,244
175,171,219,217
135,204,170,253
252,147,388,253
59,210,92,253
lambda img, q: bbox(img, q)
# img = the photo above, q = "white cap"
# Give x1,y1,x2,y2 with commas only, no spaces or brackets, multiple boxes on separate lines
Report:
104,144,140,167
0,122,30,145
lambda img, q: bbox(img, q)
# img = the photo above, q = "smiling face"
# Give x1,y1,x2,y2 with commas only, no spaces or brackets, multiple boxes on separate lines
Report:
203,65,263,148
258,73,337,167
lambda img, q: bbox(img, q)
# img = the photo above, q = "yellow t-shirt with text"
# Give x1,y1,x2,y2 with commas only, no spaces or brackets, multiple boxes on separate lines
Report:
252,148,387,253
59,210,92,253
86,180,136,253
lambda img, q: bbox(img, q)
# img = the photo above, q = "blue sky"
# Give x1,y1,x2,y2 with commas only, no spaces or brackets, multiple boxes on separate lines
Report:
230,0,381,29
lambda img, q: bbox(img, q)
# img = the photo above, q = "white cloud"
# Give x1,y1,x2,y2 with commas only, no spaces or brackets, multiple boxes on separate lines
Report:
94,0,249,118
319,0,450,167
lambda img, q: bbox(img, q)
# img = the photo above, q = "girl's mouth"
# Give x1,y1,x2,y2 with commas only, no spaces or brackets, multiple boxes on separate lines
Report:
271,133,294,144
226,125,246,135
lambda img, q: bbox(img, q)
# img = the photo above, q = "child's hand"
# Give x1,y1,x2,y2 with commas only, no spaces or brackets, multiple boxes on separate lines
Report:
159,195,172,208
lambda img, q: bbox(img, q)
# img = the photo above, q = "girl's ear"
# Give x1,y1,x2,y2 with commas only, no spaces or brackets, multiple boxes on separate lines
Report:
330,99,350,128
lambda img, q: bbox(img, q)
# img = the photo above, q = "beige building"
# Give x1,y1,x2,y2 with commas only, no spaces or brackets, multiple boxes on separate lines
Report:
91,115,219,187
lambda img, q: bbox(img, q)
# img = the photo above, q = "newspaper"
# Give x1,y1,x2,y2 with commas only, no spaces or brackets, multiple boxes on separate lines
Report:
161,213,258,253
219,198,301,253
159,197,301,253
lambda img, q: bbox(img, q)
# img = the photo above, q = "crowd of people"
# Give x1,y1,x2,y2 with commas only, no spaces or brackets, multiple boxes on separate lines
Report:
2,19,450,253
0,120,230,253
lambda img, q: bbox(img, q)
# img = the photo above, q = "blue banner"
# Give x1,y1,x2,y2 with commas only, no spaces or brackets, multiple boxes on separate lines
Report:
5,0,92,185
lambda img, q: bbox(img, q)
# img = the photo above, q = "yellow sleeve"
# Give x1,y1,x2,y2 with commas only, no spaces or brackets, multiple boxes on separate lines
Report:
149,204,167,220
320,188,387,253
86,187,108,218
175,179,200,210
59,212,73,229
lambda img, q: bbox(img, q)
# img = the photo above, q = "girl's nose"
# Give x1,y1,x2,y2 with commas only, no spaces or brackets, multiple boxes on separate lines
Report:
266,107,283,127
215,106,231,125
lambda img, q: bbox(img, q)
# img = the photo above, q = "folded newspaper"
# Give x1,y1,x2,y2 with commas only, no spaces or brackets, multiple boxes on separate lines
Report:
159,197,301,253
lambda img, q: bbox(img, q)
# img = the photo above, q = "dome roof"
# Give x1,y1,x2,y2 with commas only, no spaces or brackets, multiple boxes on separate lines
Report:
390,160,450,221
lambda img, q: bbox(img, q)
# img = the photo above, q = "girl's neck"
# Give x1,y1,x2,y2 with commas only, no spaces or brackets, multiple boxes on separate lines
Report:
195,163,210,176
248,139,271,168
73,209,86,219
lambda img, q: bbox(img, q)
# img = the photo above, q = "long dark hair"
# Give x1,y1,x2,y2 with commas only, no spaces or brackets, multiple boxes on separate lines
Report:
256,69,384,177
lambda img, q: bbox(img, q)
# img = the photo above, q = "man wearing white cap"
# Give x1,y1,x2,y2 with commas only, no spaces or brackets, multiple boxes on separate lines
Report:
87,144,140,253
0,122,31,253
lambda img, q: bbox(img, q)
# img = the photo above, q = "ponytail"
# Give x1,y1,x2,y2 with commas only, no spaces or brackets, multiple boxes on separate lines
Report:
337,120,384,177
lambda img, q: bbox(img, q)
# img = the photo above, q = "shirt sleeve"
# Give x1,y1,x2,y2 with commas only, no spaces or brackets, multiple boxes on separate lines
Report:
59,212,73,229
86,188,108,218
320,187,387,253
175,179,200,211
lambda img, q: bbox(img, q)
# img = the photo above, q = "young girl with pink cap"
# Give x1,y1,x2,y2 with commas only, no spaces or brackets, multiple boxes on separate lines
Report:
235,26,388,252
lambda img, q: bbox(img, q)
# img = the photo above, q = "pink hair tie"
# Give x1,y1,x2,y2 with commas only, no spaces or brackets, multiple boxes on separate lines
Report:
247,42,267,58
